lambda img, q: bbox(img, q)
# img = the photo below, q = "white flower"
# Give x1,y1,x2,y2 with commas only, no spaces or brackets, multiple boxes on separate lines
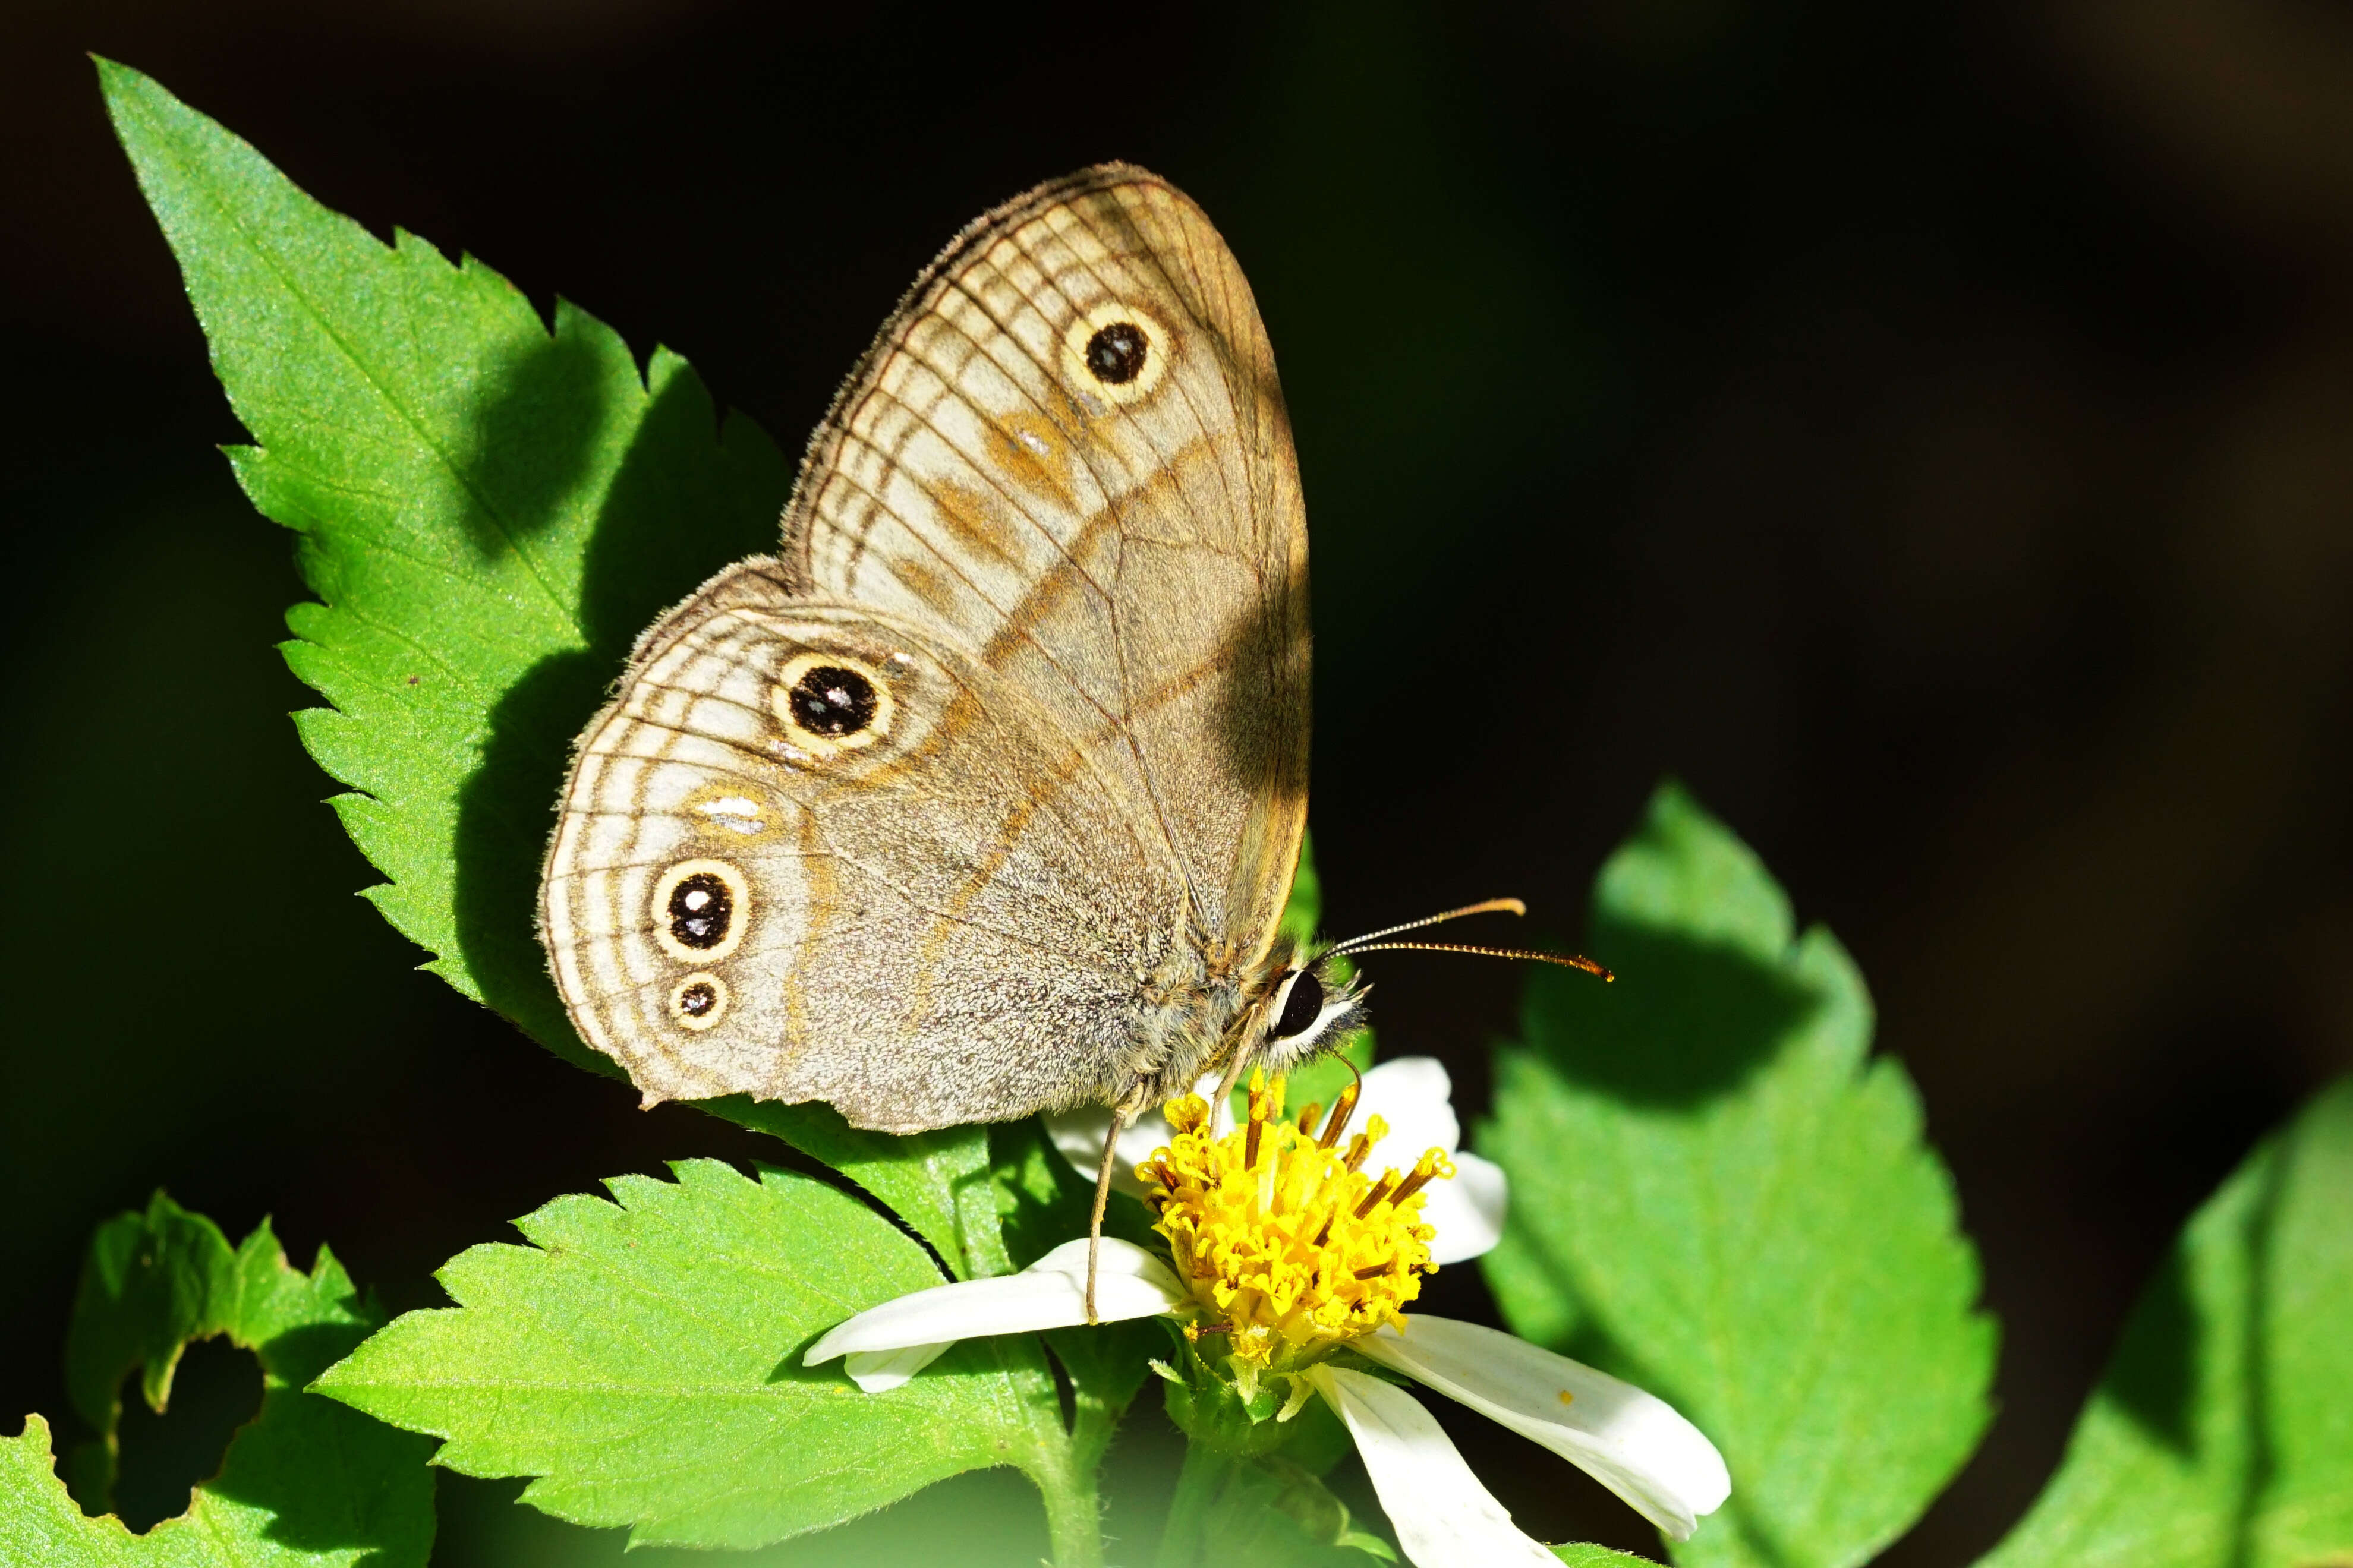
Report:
1047,1056,1507,1265
801,1236,1185,1392
807,1068,1730,1559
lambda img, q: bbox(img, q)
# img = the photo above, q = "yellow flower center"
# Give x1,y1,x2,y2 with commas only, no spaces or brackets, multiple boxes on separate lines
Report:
1140,1069,1452,1382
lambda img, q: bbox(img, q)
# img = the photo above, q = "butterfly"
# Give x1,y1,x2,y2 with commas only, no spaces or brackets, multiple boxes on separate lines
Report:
538,165,1599,1307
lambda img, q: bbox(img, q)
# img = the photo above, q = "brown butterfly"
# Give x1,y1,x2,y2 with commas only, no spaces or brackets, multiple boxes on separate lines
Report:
538,165,1600,1307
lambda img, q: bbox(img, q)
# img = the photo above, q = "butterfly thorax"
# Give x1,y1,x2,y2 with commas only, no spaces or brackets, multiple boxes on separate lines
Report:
1115,929,1296,1109
1116,929,1366,1112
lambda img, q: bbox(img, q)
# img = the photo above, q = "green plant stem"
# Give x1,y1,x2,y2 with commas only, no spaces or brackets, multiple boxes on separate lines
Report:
1068,1376,1122,1479
1023,1436,1105,1568
1153,1438,1230,1568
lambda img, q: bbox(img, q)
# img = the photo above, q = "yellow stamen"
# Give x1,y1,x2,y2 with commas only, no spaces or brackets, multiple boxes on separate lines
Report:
1142,1069,1454,1375
1320,1081,1362,1149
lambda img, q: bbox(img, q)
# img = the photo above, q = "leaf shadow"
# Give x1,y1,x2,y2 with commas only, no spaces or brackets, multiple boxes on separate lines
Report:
574,351,781,660
2104,1249,2201,1455
452,645,611,1067
2228,1128,2285,1568
198,1383,435,1566
450,320,620,559
447,335,783,1067
1521,919,1818,1109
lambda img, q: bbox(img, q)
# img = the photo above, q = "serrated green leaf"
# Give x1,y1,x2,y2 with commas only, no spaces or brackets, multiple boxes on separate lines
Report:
1977,1076,2353,1568
1550,1547,1663,1566
97,57,783,1067
2,1194,434,1566
313,1159,1068,1551
723,1102,1004,1280
1481,783,1995,1568
94,61,1020,1277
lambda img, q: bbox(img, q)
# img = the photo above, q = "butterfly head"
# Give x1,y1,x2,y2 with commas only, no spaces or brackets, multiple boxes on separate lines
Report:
1253,951,1368,1076
1239,897,1617,1083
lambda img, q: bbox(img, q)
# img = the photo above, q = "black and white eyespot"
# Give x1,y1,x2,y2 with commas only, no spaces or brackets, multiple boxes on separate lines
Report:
651,858,751,963
772,651,897,758
1060,302,1171,406
1084,322,1149,384
667,972,730,1032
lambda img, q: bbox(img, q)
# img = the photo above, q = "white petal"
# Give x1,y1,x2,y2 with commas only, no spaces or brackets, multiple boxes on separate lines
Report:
1422,1151,1507,1264
1357,1057,1463,1162
1045,1103,1180,1197
1308,1364,1560,1568
841,1342,949,1393
805,1238,1184,1371
1360,1316,1730,1541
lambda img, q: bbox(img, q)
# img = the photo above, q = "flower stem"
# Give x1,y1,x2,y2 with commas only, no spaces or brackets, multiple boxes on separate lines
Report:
1025,1437,1105,1568
1154,1438,1231,1568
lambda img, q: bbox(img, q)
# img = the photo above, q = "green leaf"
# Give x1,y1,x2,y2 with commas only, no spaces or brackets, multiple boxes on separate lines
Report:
1977,1076,2353,1568
98,57,785,1067
2,1194,434,1566
313,1159,1067,1551
1551,1548,1664,1566
94,61,1021,1277
1155,1444,1394,1567
1481,783,1995,1567
728,1102,1006,1280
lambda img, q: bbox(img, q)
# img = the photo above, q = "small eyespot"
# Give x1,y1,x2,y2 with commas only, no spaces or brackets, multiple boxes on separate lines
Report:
651,859,751,963
773,651,896,756
669,973,729,1031
1061,303,1170,405
788,664,878,736
1083,322,1148,386
1272,969,1325,1041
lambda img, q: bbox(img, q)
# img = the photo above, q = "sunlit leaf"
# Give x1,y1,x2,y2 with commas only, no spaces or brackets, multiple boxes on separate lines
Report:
313,1159,1066,1550
1482,783,1995,1567
1977,1077,2353,1568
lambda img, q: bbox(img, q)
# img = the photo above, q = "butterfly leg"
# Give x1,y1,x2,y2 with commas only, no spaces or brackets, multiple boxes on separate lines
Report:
1085,1102,1136,1324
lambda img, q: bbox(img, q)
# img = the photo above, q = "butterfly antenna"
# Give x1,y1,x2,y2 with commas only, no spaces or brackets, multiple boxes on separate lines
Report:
1340,940,1614,982
1328,897,1529,954
1327,897,1613,980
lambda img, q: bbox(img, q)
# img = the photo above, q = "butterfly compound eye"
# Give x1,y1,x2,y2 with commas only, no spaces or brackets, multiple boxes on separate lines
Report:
1272,968,1325,1041
788,665,878,736
1083,322,1149,386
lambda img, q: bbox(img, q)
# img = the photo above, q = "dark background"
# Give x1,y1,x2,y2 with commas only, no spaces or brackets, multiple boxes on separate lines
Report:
5,0,2351,1561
